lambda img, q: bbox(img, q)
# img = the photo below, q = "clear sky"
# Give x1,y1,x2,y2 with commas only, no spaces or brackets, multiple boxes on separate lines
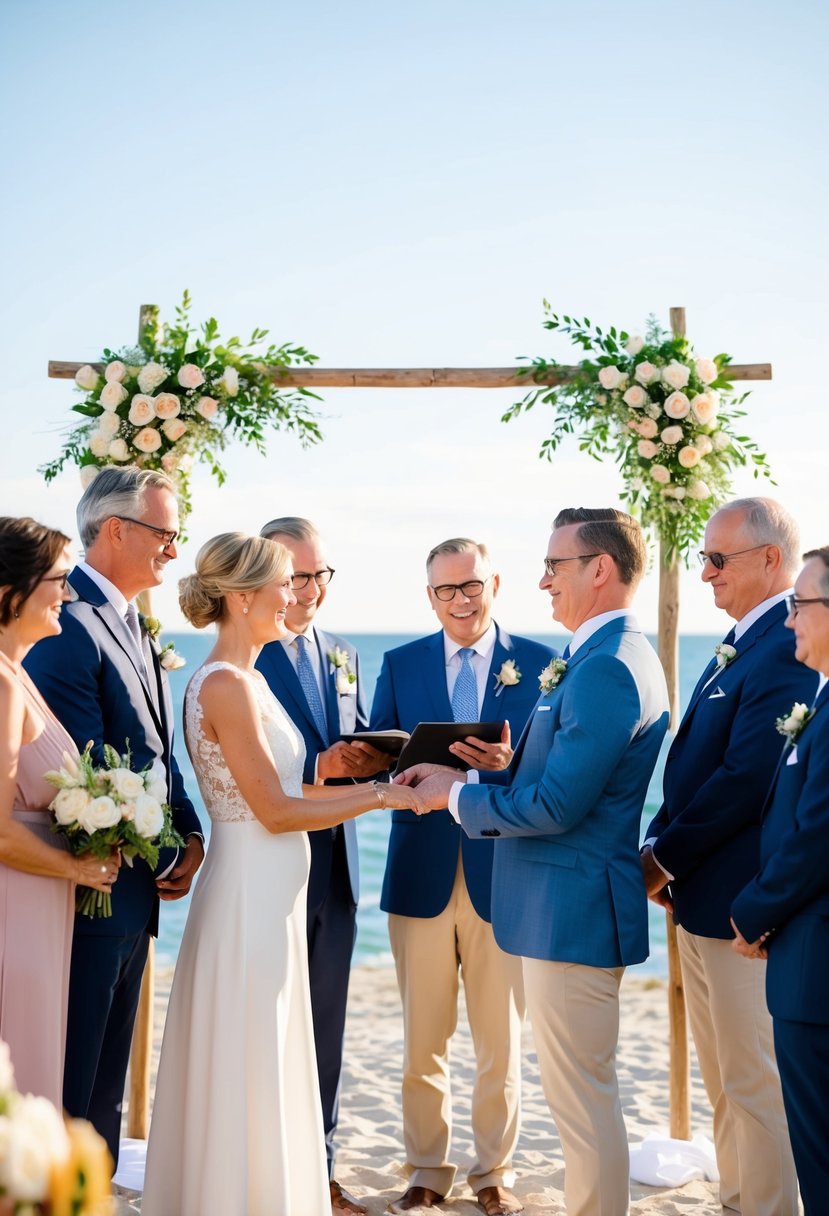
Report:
1,0,826,636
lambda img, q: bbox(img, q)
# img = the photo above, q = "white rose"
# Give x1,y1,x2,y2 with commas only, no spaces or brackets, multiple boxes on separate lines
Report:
661,360,691,390
598,366,624,390
127,394,156,426
660,425,684,445
634,361,659,385
625,335,645,355
645,402,662,420
678,445,701,468
97,410,120,439
74,364,100,392
637,417,658,439
498,659,520,686
79,465,99,490
146,774,168,804
161,453,179,474
663,391,691,419
88,431,109,458
51,786,92,826
695,357,718,385
195,395,219,420
99,381,128,410
154,392,181,419
162,417,187,442
133,426,162,454
133,793,164,839
77,794,122,832
107,767,146,800
623,384,648,409
691,392,719,425
177,362,205,390
651,464,671,484
712,430,730,451
137,361,169,394
4,1094,69,1201
218,366,239,396
694,434,714,456
637,439,659,459
108,438,130,462
104,360,127,383
688,479,712,500
335,669,357,695
0,1038,14,1092
662,486,686,500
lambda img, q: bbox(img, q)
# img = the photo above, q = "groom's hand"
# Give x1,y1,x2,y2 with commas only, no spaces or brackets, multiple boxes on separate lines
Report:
395,765,463,810
157,835,205,901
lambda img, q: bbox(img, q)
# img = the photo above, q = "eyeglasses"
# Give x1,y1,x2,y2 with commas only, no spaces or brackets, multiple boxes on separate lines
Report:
43,573,70,590
430,577,490,602
697,544,770,570
116,516,179,548
291,568,335,590
785,594,829,617
543,554,601,577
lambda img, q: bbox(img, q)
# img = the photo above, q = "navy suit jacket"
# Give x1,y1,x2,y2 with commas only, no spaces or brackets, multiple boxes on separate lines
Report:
732,682,829,1025
23,567,201,938
255,628,366,908
458,616,668,966
370,624,556,921
647,600,818,939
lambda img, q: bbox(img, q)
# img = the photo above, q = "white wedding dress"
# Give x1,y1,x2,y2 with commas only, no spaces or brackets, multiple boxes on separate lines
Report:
142,663,329,1216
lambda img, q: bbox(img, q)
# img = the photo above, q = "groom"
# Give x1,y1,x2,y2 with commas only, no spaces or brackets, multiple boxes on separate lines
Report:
398,509,669,1216
25,466,203,1166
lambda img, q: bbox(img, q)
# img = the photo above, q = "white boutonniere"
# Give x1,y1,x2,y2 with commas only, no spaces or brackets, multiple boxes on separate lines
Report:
775,701,813,744
714,643,737,669
538,657,568,695
493,659,521,696
159,641,186,671
139,613,186,671
328,646,357,695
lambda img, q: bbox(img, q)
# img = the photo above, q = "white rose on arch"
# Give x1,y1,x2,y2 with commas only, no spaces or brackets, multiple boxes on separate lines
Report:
97,411,120,439
133,427,162,454
218,366,239,396
625,335,645,355
80,466,99,490
137,361,169,394
104,360,128,384
195,396,219,420
663,391,691,419
162,417,187,442
694,434,714,456
678,445,702,468
177,363,205,390
712,430,730,451
688,479,712,500
634,361,659,385
128,395,156,426
108,438,130,462
691,393,719,425
637,439,659,459
651,464,671,484
75,364,100,391
88,432,109,458
637,418,659,439
660,425,684,446
623,384,648,409
661,361,691,390
695,357,718,385
598,366,624,390
99,381,128,410
154,393,181,419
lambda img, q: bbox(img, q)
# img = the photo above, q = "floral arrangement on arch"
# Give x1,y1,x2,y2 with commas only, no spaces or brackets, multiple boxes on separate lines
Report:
41,292,322,523
503,306,772,555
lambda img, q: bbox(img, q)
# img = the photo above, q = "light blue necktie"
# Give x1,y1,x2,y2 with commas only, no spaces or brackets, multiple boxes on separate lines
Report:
451,647,479,723
295,635,329,743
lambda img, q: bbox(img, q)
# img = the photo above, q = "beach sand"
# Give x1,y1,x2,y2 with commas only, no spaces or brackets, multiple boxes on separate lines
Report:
116,965,721,1214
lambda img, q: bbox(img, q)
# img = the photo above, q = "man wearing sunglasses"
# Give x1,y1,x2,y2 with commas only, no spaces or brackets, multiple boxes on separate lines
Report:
255,516,387,1216
370,538,556,1215
642,497,816,1216
24,465,203,1168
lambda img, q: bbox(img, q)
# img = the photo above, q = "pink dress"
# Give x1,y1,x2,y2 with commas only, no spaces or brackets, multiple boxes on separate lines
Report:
0,668,76,1105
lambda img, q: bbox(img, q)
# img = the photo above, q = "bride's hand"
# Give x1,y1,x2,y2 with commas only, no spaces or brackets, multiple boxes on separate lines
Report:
379,783,431,817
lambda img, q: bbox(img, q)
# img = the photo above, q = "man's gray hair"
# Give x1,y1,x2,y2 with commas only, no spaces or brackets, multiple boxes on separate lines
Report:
426,537,490,576
719,498,800,576
77,466,176,549
259,516,320,543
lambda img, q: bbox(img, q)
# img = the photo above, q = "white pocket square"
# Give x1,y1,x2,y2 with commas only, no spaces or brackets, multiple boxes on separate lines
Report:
536,705,552,712
708,687,726,699
786,745,798,766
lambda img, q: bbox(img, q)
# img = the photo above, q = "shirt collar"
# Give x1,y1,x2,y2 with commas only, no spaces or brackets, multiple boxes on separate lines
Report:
733,590,791,642
77,560,130,618
443,620,497,665
569,609,635,657
281,624,317,649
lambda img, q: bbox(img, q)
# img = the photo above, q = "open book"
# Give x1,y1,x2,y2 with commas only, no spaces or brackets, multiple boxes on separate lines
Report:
343,721,505,773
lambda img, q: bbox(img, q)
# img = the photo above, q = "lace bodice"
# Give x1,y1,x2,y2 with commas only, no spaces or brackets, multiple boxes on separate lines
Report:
184,662,306,823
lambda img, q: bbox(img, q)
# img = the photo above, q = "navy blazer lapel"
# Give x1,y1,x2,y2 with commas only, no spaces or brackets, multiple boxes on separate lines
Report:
420,632,453,721
261,636,326,745
480,625,515,721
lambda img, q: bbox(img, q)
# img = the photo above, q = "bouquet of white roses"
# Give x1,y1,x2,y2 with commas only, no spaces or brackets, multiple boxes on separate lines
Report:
45,743,185,918
0,1039,111,1215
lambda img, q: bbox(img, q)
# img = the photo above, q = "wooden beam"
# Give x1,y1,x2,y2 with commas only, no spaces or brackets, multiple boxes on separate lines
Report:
47,360,773,387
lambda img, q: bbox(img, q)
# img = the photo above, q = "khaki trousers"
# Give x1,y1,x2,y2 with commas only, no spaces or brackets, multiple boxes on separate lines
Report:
388,856,524,1196
523,957,629,1216
677,927,799,1215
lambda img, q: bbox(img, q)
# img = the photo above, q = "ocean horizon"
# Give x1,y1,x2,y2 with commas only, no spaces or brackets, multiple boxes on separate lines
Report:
158,632,724,978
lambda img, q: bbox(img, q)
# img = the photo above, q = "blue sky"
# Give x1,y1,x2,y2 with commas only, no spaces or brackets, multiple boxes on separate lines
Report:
1,0,826,634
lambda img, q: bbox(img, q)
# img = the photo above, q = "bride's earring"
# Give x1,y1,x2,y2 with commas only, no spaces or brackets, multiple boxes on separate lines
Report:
243,606,249,615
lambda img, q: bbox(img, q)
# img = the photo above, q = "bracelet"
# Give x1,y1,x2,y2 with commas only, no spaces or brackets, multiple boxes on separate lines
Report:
372,781,387,809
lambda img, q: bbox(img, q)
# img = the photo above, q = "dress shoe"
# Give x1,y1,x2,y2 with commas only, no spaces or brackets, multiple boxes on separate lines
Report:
476,1185,524,1215
386,1185,445,1212
330,1179,368,1214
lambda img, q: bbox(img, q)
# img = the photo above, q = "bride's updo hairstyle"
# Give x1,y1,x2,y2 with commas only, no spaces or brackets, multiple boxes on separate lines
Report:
179,532,290,629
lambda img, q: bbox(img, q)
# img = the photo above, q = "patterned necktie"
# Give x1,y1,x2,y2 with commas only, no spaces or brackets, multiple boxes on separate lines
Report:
451,647,479,723
124,603,148,679
295,634,329,743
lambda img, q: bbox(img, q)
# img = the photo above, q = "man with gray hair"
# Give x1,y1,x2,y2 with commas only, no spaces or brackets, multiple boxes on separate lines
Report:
643,497,816,1215
25,465,203,1168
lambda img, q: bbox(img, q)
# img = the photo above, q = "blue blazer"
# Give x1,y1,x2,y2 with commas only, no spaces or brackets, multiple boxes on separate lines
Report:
458,617,669,967
732,682,829,1025
370,624,556,921
255,628,366,907
647,601,818,939
23,567,201,938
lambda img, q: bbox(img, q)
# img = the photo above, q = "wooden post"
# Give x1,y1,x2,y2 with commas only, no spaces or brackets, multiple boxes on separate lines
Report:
126,938,154,1138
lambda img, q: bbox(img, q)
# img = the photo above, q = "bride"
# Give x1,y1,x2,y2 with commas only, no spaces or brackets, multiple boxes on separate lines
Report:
142,533,427,1216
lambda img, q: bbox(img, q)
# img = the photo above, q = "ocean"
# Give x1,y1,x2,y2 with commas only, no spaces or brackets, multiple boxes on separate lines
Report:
158,632,721,978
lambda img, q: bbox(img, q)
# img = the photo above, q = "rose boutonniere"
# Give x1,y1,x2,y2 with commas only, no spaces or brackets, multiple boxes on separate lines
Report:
139,613,186,672
538,657,568,695
493,659,521,696
714,642,737,668
775,701,814,744
140,613,162,643
159,641,186,671
328,646,357,695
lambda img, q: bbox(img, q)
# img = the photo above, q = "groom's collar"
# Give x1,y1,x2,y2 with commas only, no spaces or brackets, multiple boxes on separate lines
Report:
74,561,130,616
568,609,636,658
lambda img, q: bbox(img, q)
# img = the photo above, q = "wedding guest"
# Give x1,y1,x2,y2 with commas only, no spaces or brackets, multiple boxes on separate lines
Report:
732,546,829,1216
25,467,203,1166
0,516,119,1107
643,498,811,1216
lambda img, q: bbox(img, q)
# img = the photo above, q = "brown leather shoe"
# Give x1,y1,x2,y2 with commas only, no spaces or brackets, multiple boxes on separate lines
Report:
330,1179,368,1214
476,1185,523,1215
386,1185,445,1212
